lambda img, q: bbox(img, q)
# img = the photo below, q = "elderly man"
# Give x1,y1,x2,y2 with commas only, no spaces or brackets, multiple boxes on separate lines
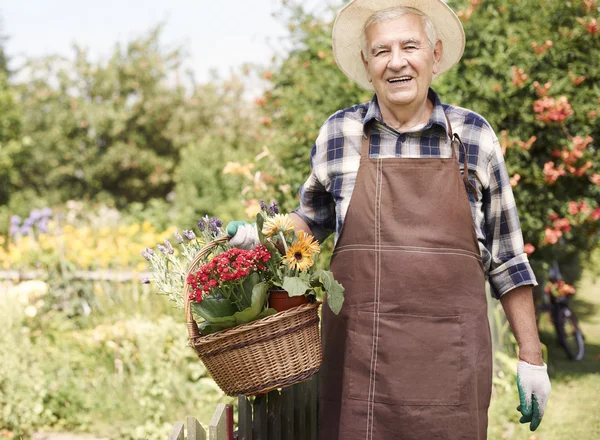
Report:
229,0,551,438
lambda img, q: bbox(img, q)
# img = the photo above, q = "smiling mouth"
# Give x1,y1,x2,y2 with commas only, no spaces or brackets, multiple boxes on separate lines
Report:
387,76,412,84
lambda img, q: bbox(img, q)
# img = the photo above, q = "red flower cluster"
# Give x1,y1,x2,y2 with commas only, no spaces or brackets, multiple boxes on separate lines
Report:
533,96,573,124
545,280,576,297
187,245,271,303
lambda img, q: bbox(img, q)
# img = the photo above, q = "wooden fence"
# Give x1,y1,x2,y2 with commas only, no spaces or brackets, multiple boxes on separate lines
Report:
165,375,319,440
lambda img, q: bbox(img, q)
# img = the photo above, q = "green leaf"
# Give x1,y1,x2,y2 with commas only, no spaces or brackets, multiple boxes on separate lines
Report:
312,270,345,315
256,307,278,320
282,276,311,296
256,212,266,244
192,292,237,322
192,281,270,333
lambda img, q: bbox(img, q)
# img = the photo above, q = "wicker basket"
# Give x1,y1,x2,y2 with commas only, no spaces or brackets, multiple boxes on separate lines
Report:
184,236,322,396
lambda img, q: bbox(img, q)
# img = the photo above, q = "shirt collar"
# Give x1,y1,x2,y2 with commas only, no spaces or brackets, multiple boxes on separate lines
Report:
362,88,449,136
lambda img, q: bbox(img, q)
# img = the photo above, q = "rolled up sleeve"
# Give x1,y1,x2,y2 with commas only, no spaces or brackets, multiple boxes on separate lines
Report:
484,138,538,299
293,143,336,243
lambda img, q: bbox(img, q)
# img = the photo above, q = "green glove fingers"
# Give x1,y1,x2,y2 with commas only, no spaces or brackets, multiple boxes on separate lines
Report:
516,361,550,432
226,221,248,237
517,377,532,417
530,395,542,431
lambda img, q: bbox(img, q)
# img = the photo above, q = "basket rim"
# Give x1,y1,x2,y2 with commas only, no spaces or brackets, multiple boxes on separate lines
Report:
188,301,321,347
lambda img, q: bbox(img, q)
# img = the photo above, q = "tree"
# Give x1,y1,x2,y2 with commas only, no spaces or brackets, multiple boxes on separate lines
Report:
438,0,600,282
252,0,599,282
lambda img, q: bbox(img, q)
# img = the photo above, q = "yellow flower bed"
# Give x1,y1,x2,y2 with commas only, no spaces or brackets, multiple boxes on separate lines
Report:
0,221,177,272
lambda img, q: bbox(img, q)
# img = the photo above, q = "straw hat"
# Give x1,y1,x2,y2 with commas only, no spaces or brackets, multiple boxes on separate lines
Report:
332,0,465,91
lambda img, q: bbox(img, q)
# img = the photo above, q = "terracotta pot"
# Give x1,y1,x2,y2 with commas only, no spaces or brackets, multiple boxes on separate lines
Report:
268,289,309,312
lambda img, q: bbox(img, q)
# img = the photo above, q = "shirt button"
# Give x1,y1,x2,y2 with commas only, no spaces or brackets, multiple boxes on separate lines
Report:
399,135,406,142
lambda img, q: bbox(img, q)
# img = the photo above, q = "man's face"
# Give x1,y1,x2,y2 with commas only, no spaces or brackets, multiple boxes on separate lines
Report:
362,14,442,112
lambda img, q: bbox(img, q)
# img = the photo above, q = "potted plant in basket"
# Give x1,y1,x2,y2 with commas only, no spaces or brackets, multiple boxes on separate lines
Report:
255,205,345,314
140,202,345,396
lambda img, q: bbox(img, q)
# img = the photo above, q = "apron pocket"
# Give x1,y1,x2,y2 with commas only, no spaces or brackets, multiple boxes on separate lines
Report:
348,311,462,406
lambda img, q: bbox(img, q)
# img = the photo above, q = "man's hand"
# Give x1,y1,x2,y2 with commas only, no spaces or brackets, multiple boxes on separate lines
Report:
226,221,259,250
516,361,551,431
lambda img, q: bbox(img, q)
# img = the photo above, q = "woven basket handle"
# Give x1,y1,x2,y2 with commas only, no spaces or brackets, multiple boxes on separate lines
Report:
184,235,231,339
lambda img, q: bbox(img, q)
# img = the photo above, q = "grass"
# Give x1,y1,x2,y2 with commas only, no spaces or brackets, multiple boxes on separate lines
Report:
488,273,600,440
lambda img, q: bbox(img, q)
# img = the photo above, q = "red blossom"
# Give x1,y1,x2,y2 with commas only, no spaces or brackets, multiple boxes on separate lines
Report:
524,243,536,256
187,245,271,303
543,161,566,183
533,96,573,123
543,227,562,244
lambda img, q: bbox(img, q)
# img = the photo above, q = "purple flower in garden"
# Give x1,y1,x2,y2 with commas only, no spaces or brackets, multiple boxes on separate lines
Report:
40,208,52,218
198,216,208,232
9,216,21,236
209,217,223,237
145,247,154,255
20,225,31,236
38,219,50,234
163,239,175,254
269,201,279,215
141,278,151,284
140,249,152,260
29,209,42,222
183,230,196,240
174,231,184,244
260,199,268,212
157,244,167,253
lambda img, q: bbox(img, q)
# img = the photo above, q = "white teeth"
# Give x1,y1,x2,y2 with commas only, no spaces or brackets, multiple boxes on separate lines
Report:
388,76,412,82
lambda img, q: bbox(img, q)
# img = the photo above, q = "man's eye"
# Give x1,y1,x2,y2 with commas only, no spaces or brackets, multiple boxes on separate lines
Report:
405,45,417,50
375,50,388,56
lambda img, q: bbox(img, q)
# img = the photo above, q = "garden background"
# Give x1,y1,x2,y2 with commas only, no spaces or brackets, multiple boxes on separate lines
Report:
0,0,599,439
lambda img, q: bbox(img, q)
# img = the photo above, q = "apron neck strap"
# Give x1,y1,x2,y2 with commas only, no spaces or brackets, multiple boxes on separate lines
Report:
445,113,479,201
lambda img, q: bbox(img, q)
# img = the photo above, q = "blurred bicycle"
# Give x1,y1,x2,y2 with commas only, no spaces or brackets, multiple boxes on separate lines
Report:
536,260,585,361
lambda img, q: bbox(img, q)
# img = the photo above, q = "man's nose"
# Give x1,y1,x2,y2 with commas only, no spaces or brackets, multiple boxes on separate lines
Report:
387,48,407,70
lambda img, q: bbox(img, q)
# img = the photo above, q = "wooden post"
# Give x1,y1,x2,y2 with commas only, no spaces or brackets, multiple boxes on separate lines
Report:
252,394,267,439
308,375,319,440
238,396,253,440
226,404,234,440
267,390,282,439
210,403,228,440
167,421,184,440
281,386,294,439
187,416,206,440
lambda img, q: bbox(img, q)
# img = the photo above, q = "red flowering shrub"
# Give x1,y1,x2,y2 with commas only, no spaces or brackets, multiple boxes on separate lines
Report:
187,245,271,303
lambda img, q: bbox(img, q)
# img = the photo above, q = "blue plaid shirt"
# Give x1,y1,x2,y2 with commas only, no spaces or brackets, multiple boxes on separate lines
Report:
294,88,537,299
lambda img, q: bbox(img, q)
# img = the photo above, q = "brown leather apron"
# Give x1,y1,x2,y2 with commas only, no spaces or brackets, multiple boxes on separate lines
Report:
319,119,492,439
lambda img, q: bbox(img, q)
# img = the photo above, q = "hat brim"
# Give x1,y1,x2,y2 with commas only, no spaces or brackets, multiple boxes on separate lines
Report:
332,0,465,91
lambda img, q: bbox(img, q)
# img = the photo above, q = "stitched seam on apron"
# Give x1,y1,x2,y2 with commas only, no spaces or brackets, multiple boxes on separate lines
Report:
334,244,481,259
333,248,483,262
369,158,384,440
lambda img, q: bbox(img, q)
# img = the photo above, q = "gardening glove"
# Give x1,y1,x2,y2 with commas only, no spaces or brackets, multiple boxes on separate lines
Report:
226,221,259,250
516,360,551,431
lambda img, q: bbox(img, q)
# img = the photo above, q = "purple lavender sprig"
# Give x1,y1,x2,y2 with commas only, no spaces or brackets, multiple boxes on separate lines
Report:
268,201,279,215
183,230,196,240
174,231,184,244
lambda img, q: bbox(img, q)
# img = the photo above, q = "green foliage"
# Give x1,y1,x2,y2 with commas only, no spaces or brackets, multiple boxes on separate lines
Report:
254,0,600,285
438,0,600,281
256,3,370,213
0,282,233,439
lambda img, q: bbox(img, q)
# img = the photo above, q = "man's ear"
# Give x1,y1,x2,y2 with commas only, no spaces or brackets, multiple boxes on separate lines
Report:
361,51,372,83
432,40,443,74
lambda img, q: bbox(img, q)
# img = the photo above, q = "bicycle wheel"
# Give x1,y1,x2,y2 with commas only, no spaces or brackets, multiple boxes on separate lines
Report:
555,306,585,361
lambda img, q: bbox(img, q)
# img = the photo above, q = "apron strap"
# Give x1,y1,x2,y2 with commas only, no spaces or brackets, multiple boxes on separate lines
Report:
361,116,479,202
444,113,479,202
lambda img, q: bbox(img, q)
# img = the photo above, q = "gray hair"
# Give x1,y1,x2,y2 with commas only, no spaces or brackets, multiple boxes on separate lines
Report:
361,7,438,58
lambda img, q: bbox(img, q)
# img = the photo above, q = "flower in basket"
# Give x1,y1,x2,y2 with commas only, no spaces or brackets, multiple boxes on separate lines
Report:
255,204,345,315
142,215,277,334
